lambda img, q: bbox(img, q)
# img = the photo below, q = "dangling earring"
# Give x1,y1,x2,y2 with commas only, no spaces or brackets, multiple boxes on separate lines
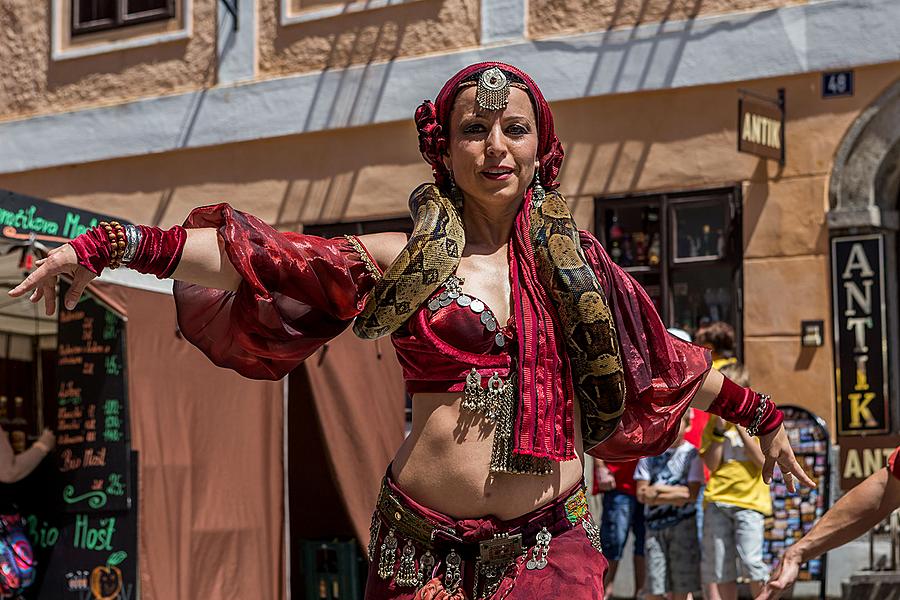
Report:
449,172,464,213
531,171,545,208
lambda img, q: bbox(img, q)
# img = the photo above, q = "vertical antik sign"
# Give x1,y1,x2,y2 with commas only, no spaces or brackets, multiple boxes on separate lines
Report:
832,234,890,435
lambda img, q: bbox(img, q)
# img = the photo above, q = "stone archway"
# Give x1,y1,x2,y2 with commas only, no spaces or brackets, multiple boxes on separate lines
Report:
828,78,900,230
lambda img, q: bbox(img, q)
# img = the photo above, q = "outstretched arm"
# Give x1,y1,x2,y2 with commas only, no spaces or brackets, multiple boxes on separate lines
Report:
757,467,900,600
9,228,239,313
691,368,814,492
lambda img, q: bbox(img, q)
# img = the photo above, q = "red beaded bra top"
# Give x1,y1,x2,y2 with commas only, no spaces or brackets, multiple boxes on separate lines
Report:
391,273,515,395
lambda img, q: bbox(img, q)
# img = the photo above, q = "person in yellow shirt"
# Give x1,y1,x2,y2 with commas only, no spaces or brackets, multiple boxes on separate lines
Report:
700,362,771,600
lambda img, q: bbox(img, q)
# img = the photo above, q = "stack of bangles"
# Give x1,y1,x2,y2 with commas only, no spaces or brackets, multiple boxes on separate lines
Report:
68,221,187,279
708,376,784,437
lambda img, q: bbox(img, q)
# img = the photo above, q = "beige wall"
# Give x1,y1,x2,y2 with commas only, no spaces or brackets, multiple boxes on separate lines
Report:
0,0,216,122
529,0,809,38
3,61,900,430
258,0,479,77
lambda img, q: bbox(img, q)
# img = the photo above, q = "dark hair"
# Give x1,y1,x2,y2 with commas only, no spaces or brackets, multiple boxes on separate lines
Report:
694,321,735,355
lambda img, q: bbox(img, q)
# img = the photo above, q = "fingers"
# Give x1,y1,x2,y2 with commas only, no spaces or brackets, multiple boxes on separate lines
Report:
783,471,797,494
65,270,96,311
762,454,776,484
780,454,817,489
44,280,57,316
9,255,66,298
8,267,47,297
758,566,795,600
756,582,785,600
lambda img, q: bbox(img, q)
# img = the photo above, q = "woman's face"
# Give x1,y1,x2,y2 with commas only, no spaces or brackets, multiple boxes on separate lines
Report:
444,86,539,210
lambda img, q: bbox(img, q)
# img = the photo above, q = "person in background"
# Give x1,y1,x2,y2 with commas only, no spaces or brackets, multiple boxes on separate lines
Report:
701,362,771,600
635,411,705,600
0,426,55,483
695,322,737,372
757,446,900,599
597,458,646,600
695,322,739,600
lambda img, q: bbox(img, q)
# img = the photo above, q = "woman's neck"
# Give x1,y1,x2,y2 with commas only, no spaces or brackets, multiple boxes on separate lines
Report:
461,195,521,250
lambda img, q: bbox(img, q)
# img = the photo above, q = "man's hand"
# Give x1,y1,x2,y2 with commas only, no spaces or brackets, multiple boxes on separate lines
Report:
756,549,802,600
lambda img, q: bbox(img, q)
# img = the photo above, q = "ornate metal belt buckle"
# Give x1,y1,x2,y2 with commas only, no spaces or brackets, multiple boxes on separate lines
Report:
479,533,523,566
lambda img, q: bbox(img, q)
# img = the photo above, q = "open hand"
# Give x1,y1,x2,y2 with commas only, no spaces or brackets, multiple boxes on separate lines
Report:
756,549,801,599
758,424,817,492
7,244,95,314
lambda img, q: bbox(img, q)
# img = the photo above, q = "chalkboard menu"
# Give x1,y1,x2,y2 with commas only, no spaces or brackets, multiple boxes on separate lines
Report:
56,283,132,512
762,406,830,599
22,451,139,600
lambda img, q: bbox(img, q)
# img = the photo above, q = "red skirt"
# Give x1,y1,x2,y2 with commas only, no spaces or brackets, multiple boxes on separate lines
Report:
364,473,608,599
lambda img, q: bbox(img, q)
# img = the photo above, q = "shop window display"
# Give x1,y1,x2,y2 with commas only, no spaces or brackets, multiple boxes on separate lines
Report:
596,188,741,345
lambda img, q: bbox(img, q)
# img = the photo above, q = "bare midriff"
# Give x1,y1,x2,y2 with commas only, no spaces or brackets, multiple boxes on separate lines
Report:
391,392,585,521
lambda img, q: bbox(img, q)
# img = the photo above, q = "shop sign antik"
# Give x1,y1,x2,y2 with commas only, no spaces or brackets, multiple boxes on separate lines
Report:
831,234,890,435
838,434,900,490
737,89,785,165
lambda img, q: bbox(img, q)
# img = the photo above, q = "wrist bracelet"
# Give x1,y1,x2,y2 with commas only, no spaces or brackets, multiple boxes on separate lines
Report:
122,224,142,264
746,393,771,437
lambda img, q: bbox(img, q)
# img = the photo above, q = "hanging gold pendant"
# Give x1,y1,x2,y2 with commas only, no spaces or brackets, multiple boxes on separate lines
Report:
476,67,510,111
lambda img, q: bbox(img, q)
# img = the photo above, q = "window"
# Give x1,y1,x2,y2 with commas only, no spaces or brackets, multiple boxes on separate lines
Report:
72,0,175,35
595,187,742,348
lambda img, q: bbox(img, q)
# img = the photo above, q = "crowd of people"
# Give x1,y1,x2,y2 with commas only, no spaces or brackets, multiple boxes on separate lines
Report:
595,323,773,600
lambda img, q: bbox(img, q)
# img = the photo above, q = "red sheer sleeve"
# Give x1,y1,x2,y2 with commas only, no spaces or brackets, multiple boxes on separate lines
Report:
579,231,712,461
173,204,380,380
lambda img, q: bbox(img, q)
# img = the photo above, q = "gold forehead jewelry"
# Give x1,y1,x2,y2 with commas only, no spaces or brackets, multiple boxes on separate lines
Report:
476,67,510,111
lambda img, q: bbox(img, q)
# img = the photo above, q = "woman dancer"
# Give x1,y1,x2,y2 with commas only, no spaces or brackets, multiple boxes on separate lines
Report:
9,62,813,599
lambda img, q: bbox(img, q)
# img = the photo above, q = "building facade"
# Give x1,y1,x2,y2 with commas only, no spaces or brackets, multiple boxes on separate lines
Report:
3,0,900,595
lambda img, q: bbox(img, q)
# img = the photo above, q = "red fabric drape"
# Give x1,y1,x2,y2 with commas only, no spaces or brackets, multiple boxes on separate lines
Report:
94,282,285,600
302,329,406,548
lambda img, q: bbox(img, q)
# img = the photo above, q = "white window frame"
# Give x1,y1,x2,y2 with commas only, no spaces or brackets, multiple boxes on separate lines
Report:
280,0,418,26
52,0,192,61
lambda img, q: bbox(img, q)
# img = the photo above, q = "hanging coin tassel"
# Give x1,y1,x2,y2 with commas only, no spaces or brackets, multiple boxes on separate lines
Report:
526,527,552,570
444,549,462,593
378,528,399,580
367,511,381,561
531,172,546,208
418,550,435,587
396,540,419,587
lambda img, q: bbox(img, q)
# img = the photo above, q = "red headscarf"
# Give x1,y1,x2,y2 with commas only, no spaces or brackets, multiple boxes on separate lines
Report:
414,62,565,190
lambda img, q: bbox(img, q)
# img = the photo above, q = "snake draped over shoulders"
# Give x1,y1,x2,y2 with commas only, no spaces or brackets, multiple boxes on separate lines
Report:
353,183,626,451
